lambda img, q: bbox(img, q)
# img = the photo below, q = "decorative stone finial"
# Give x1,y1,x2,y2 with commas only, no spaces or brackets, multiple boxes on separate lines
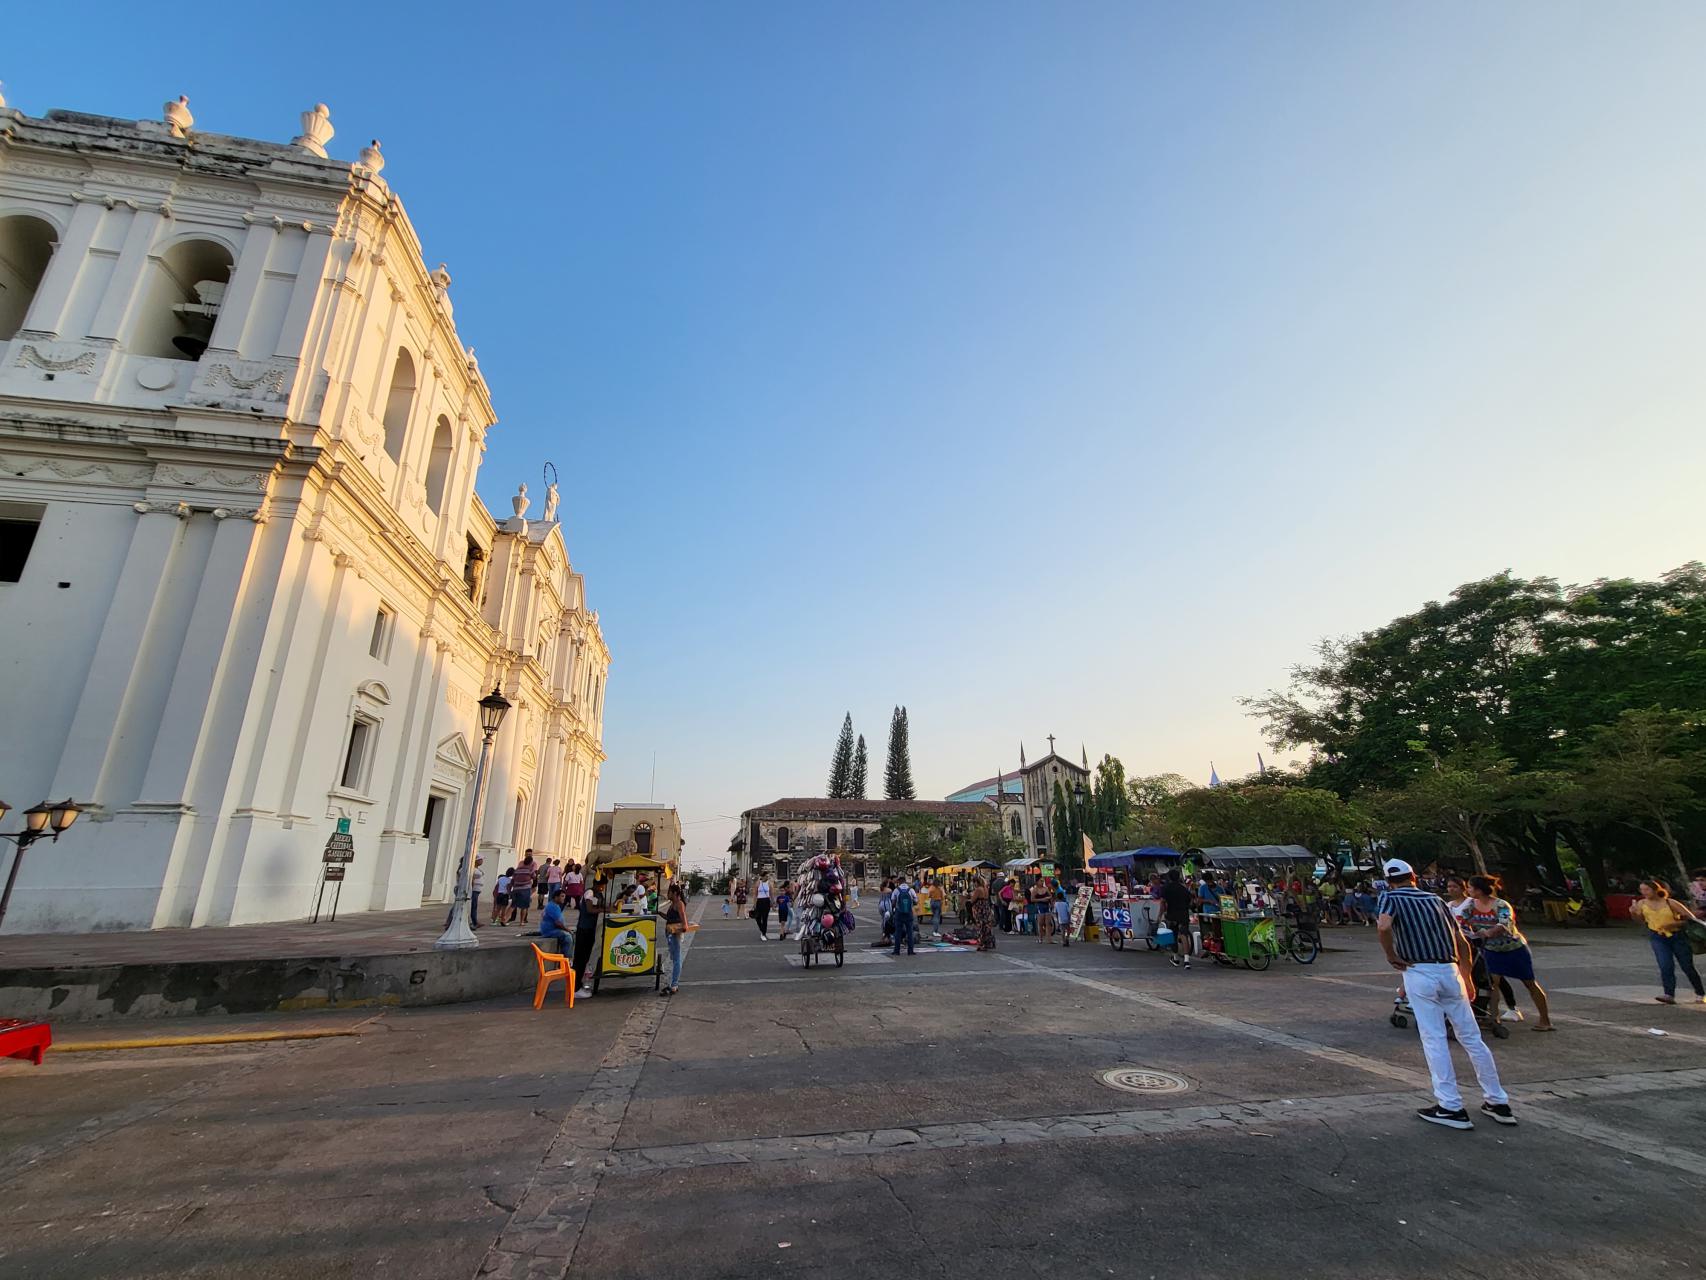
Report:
429,263,452,297
358,138,384,173
511,483,530,520
293,103,334,157
0,83,8,110
163,95,193,138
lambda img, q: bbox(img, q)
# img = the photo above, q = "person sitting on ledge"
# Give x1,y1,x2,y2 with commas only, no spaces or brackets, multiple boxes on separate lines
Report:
540,889,573,956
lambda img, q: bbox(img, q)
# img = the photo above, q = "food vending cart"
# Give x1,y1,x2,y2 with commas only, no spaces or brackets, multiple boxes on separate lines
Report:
1088,847,1185,951
591,853,670,994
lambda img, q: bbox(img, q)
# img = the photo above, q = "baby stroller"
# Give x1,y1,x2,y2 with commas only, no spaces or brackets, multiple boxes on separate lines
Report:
1389,948,1510,1039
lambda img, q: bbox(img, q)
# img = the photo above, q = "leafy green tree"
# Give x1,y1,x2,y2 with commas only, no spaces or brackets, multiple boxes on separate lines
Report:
1570,709,1704,883
685,870,708,896
884,706,916,800
849,735,868,800
1128,773,1192,810
1245,562,1706,885
870,811,941,875
961,818,1023,864
1369,748,1537,875
827,713,855,798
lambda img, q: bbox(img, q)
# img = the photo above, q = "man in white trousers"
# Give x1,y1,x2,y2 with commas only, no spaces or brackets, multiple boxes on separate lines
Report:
1377,859,1516,1130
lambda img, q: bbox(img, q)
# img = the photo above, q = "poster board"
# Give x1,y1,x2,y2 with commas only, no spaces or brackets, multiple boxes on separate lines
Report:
1066,884,1095,941
601,915,658,978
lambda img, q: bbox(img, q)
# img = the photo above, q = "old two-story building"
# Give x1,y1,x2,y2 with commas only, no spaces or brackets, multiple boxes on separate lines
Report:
0,95,608,932
587,804,683,873
731,798,995,885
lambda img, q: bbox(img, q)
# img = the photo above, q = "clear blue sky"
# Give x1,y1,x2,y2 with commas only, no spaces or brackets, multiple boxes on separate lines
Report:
15,3,1706,868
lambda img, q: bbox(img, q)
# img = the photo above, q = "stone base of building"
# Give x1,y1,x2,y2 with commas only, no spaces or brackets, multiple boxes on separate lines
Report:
0,906,539,1021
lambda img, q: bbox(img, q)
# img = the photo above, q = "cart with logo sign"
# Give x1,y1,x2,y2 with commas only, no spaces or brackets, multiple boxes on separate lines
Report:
592,853,670,993
1087,848,1184,952
594,911,662,993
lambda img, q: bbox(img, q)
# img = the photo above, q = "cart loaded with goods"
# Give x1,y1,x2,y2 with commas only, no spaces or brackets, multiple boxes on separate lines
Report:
794,854,854,968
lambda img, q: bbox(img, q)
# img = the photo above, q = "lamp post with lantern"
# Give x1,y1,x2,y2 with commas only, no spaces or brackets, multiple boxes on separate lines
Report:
436,686,511,950
0,798,84,931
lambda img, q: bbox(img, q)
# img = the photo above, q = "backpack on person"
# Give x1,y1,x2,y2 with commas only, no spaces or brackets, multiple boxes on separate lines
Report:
893,883,916,916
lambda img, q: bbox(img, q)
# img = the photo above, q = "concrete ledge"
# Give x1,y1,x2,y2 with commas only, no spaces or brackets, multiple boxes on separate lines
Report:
0,943,536,1022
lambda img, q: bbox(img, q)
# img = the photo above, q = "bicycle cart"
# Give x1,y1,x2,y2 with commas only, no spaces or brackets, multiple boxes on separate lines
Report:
1101,896,1163,951
800,926,845,968
1199,909,1277,970
591,852,672,995
1087,847,1185,952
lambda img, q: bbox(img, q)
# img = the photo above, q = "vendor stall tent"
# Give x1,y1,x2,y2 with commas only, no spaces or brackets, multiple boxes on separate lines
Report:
1086,847,1184,872
1193,845,1316,868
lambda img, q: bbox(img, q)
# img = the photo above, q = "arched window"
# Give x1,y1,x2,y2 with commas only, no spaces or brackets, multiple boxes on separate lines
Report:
594,823,613,845
130,238,235,360
382,349,416,462
1010,813,1022,840
852,828,865,851
826,827,838,851
1034,820,1046,849
633,823,654,856
425,415,453,514
777,826,791,852
0,215,56,342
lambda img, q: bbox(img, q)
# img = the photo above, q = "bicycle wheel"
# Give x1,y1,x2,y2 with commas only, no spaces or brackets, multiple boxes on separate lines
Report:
1289,930,1320,965
1244,942,1272,971
1108,928,1125,951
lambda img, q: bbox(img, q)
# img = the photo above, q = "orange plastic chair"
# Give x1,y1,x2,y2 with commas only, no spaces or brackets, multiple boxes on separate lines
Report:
530,944,576,1009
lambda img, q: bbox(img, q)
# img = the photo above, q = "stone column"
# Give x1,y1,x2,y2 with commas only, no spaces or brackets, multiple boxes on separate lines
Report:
87,207,166,342
205,220,278,354
22,198,105,337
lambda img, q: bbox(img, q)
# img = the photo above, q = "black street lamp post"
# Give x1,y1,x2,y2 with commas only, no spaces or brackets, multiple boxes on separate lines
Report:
0,798,84,931
436,686,511,950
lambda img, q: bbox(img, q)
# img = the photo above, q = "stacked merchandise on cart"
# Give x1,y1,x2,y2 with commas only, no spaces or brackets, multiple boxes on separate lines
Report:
793,855,855,948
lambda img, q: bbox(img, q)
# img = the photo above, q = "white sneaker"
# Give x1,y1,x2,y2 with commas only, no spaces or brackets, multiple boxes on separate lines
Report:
575,988,593,999
1500,1009,1524,1023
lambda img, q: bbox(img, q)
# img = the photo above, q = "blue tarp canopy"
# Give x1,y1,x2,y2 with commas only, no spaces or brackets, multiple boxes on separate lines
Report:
1088,846,1184,870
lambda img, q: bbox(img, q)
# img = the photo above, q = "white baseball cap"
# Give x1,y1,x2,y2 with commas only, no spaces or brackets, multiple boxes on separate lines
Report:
1382,859,1414,877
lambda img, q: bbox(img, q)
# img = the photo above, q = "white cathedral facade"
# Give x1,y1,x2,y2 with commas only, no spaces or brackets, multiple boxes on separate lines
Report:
0,95,609,933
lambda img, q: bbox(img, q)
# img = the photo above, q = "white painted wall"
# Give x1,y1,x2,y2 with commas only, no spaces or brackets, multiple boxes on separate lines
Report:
0,103,610,933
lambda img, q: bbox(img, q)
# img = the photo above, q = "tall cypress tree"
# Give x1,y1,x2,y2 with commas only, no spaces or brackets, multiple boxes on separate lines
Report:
884,705,916,800
850,735,868,799
827,713,855,798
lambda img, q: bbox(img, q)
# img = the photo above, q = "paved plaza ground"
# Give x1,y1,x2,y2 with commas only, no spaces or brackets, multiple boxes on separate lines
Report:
2,900,1704,1278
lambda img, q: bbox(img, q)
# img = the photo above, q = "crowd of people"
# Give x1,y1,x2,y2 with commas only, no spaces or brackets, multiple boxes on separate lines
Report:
475,850,589,928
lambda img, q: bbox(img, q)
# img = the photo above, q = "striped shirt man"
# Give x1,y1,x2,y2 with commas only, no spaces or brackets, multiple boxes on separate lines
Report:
1376,885,1461,965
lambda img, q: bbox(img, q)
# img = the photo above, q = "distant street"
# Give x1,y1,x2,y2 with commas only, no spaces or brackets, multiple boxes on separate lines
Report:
3,904,1704,1279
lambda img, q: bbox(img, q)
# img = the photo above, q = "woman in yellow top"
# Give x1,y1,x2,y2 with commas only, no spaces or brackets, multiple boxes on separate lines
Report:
1630,880,1705,1005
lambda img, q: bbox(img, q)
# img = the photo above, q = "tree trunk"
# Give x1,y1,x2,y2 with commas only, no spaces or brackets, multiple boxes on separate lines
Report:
1464,833,1489,876
1657,814,1690,886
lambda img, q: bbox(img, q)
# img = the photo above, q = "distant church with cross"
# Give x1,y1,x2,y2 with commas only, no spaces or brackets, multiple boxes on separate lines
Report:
943,734,1092,860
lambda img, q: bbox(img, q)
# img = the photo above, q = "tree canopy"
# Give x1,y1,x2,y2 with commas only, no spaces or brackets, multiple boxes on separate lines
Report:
1245,563,1706,892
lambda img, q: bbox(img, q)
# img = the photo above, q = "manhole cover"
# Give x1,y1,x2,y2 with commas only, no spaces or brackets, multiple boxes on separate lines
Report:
1097,1067,1191,1095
